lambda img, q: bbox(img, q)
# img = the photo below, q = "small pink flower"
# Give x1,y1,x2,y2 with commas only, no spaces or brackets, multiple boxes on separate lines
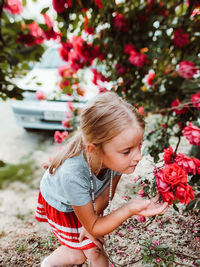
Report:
133,177,139,183
135,246,141,253
195,237,200,242
35,91,46,100
146,71,155,86
62,120,70,128
137,215,146,223
153,240,160,246
42,162,48,169
138,189,145,197
178,61,198,79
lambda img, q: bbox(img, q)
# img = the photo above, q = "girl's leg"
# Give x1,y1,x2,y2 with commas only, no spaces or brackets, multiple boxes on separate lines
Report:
83,246,109,267
41,245,86,267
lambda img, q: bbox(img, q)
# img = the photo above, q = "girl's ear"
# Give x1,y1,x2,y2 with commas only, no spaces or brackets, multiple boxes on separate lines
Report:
86,143,96,155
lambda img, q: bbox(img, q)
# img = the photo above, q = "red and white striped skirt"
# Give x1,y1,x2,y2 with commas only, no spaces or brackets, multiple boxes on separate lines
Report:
35,191,96,250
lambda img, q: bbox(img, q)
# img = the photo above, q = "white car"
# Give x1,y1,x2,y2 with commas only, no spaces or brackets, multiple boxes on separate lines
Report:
11,46,98,130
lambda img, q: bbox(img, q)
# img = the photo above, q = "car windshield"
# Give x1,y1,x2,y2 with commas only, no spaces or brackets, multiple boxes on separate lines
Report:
35,47,66,69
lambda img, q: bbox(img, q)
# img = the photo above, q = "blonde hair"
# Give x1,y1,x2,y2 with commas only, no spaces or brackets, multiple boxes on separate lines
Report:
49,92,145,175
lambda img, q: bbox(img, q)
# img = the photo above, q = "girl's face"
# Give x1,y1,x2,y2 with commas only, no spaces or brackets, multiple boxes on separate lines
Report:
101,125,144,174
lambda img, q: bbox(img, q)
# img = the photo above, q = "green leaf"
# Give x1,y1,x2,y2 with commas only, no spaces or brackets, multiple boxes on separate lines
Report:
41,7,49,14
173,203,179,212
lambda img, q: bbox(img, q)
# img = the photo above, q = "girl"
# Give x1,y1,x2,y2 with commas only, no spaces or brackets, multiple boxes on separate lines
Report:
35,92,168,267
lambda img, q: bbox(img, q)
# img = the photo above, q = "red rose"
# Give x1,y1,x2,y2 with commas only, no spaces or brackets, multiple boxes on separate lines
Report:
161,191,175,205
173,28,190,47
162,163,187,186
175,153,200,175
52,0,67,13
94,0,102,9
124,44,136,55
178,61,198,79
113,13,129,32
155,169,171,193
115,64,126,76
191,92,200,110
163,146,175,164
171,99,188,114
182,122,200,146
3,0,23,14
174,183,194,204
129,51,147,67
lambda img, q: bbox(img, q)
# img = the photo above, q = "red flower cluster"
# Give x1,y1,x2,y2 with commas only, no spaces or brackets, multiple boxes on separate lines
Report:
124,44,147,67
113,13,129,32
18,14,60,46
84,15,94,35
115,64,126,76
3,0,22,14
178,61,198,79
52,0,72,13
182,122,200,146
171,99,188,114
58,36,101,71
54,131,68,143
155,146,197,205
191,92,200,110
91,69,108,86
173,28,190,47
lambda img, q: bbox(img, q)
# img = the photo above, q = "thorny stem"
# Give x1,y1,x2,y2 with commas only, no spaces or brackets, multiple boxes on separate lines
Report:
174,135,181,154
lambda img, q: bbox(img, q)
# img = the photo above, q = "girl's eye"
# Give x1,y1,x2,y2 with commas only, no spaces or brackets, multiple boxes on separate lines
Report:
123,150,130,155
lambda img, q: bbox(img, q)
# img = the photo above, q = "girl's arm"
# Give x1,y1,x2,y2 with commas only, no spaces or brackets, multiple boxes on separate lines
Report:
95,174,121,214
73,195,168,237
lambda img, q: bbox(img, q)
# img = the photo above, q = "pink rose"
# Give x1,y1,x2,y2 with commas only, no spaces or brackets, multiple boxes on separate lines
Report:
191,92,200,110
3,0,23,14
182,122,200,146
175,153,200,175
173,28,190,47
54,131,64,144
178,61,198,79
171,99,188,114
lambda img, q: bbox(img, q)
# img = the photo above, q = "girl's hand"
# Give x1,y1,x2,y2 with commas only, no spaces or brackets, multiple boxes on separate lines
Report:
128,194,168,217
79,226,104,249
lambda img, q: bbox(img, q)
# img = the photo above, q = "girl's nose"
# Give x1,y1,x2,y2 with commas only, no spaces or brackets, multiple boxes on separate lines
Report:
134,148,142,162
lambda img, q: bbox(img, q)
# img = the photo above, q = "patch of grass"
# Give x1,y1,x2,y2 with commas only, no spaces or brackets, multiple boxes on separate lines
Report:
0,159,36,189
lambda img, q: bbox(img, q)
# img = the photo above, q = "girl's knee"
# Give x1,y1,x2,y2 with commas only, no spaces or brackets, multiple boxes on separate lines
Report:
84,247,105,262
74,252,87,265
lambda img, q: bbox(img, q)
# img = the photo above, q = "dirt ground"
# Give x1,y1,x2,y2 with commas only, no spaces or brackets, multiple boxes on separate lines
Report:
0,101,199,267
